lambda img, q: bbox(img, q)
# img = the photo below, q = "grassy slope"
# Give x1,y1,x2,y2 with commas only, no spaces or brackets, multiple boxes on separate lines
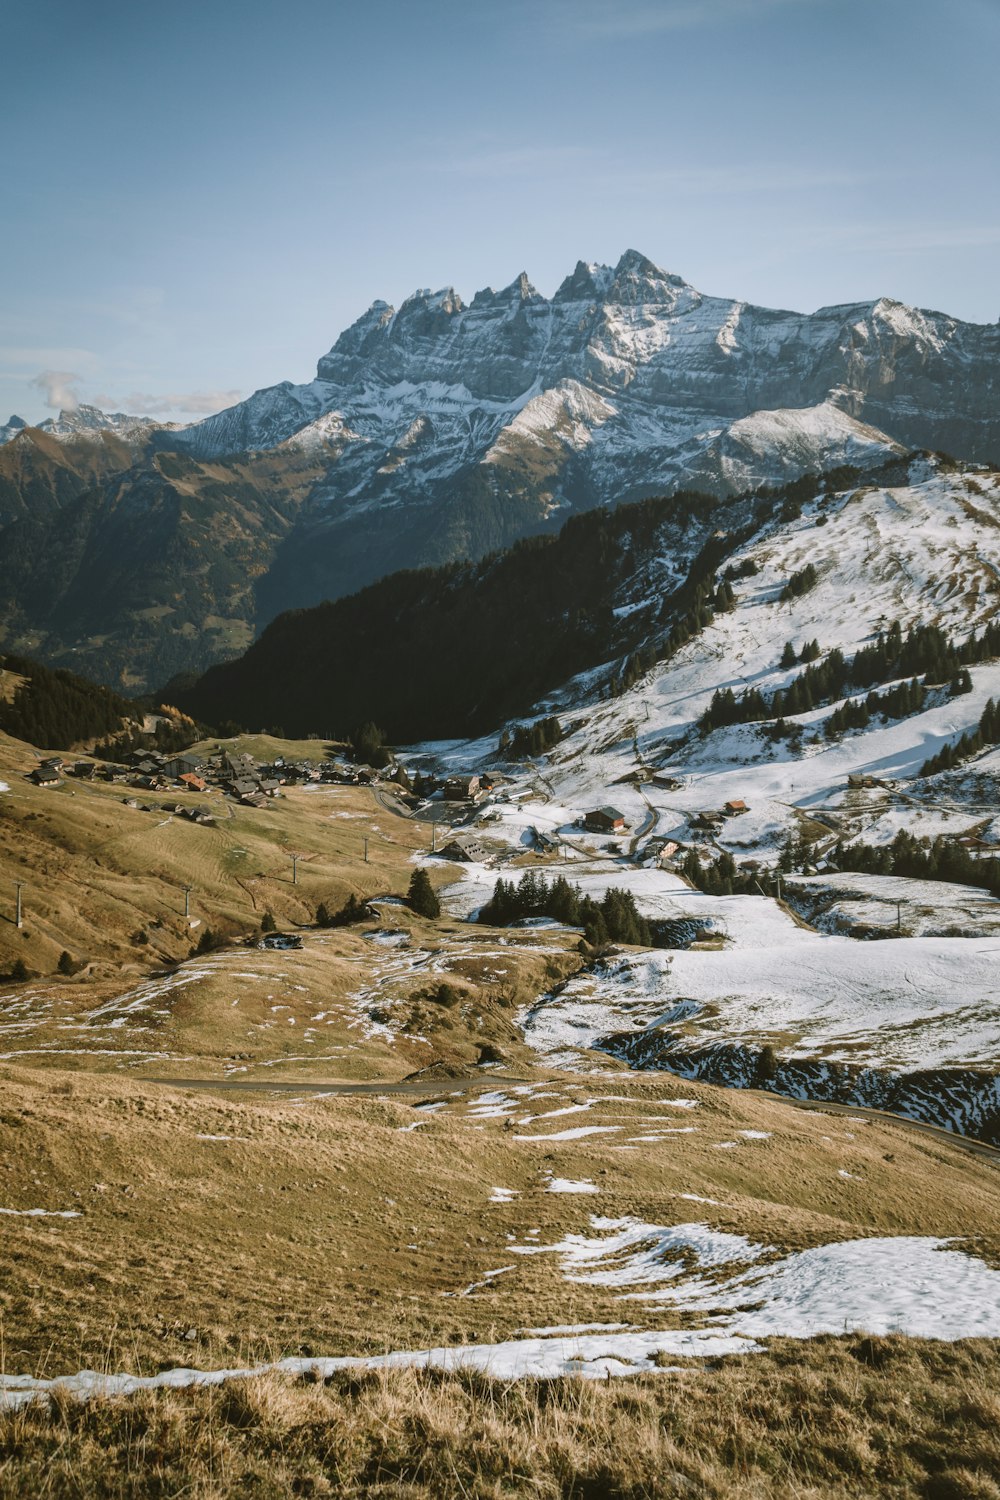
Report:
1,1064,998,1378
3,730,1000,1496
4,1345,1000,1499
0,729,432,980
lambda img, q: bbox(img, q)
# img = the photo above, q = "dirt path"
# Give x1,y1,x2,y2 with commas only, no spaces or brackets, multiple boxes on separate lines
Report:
781,1095,1000,1166
144,1073,528,1098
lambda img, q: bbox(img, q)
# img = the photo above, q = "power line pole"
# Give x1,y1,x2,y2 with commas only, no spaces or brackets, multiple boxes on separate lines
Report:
363,837,369,864
14,882,22,929
291,854,300,886
183,885,192,919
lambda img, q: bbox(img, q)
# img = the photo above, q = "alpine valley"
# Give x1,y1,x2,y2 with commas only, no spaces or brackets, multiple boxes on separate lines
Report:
1,249,998,690
3,253,1000,1494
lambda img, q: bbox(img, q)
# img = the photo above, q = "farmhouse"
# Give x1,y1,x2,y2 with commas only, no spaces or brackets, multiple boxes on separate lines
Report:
439,837,490,863
164,752,206,780
723,799,748,816
444,773,482,801
30,766,61,787
178,772,207,792
584,806,626,834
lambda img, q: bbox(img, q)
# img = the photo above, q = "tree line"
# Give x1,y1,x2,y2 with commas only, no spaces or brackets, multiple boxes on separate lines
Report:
700,618,999,736
920,697,1000,777
478,871,654,947
834,830,1000,899
0,652,141,750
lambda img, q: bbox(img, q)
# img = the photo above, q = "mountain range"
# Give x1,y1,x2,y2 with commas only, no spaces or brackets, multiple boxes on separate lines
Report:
2,250,998,690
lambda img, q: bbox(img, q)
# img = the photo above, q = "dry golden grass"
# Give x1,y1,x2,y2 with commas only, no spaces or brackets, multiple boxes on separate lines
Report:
1,1063,998,1382
0,729,437,982
3,1340,1000,1498
3,730,1000,1496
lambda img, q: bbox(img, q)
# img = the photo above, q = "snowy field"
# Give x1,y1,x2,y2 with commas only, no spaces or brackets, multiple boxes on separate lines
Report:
785,871,1000,938
6,1220,1000,1400
523,921,1000,1073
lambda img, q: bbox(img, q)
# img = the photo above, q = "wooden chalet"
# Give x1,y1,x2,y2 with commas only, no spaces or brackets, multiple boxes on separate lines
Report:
444,773,482,801
584,806,626,834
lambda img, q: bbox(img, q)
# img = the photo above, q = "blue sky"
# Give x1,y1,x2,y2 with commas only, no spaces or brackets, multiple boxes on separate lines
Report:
3,0,998,424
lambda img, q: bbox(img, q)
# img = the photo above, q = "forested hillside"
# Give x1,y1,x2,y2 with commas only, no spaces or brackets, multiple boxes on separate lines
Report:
175,481,793,741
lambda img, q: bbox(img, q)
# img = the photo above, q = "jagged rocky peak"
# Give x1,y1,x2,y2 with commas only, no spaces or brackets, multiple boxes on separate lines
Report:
553,258,614,303
608,248,692,303
471,271,543,309
0,414,28,445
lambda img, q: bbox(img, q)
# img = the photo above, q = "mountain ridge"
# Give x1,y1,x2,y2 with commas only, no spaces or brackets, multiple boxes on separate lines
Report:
1,252,997,690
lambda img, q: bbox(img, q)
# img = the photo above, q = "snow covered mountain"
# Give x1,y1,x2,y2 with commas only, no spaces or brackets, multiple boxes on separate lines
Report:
1,251,997,689
1,404,168,447
157,249,997,618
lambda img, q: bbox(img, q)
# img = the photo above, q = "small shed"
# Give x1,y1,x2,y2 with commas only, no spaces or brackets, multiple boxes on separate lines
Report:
584,806,626,834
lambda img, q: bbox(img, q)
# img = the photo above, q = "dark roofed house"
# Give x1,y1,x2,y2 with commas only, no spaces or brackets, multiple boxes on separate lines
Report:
165,752,206,780
439,837,490,863
30,766,61,787
584,806,626,834
444,773,482,801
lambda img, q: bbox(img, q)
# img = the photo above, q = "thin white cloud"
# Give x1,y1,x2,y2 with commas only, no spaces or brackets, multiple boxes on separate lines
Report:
436,141,892,194
550,0,822,36
0,346,99,371
31,370,82,411
91,389,244,416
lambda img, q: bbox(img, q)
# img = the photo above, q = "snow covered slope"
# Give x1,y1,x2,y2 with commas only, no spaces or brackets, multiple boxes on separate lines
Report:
409,456,1000,1135
156,251,998,614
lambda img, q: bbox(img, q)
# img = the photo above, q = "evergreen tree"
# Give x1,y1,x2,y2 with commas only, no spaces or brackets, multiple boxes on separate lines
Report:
407,868,440,919
57,950,74,975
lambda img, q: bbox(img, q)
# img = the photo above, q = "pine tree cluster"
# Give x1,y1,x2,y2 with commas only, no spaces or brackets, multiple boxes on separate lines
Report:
700,618,999,736
679,850,760,897
835,830,1000,899
824,678,926,738
0,653,141,751
503,717,563,759
779,563,818,602
920,697,1000,777
316,894,370,927
479,871,653,947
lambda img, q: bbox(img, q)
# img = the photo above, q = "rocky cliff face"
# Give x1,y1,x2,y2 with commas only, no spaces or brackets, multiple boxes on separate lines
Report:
1,252,996,689
166,250,998,617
